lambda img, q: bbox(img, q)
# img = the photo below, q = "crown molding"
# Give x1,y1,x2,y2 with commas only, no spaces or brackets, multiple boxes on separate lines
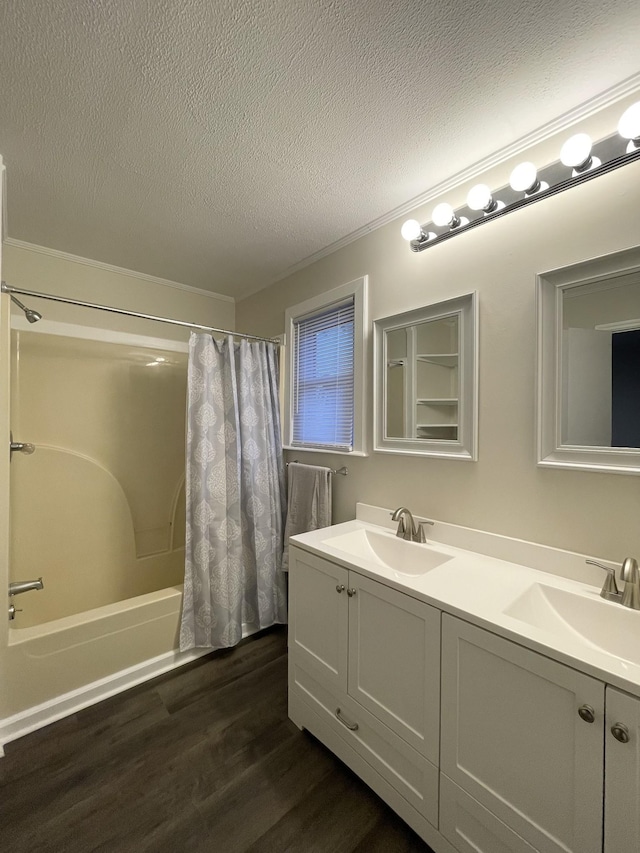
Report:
3,237,235,304
254,72,640,295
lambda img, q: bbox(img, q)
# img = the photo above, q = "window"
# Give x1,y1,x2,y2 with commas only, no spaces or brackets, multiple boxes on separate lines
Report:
284,276,367,454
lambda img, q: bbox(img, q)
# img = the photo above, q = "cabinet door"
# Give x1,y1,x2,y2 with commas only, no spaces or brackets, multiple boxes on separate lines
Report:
288,548,348,693
605,686,640,853
441,615,604,853
347,572,440,764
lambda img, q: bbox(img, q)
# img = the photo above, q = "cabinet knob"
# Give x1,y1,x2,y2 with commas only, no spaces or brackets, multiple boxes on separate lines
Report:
611,723,630,743
336,584,345,593
578,704,595,723
347,588,357,597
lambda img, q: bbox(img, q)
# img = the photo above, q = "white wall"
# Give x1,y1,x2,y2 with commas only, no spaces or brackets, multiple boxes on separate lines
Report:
237,98,640,564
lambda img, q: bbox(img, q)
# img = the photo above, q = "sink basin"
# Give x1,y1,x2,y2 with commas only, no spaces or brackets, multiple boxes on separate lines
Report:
504,582,640,666
322,527,453,575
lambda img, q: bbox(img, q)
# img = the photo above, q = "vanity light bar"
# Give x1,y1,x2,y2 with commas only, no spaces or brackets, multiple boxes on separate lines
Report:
402,105,640,252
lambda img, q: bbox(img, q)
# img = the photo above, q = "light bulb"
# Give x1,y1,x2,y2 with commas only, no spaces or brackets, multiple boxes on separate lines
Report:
401,219,423,241
560,133,593,170
467,184,495,212
509,161,539,194
432,202,458,228
618,102,640,150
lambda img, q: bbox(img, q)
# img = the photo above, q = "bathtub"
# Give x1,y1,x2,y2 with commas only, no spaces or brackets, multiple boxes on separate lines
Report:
0,584,210,752
0,584,269,753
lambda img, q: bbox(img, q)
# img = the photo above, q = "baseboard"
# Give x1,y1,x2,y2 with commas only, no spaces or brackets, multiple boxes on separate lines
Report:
0,645,209,755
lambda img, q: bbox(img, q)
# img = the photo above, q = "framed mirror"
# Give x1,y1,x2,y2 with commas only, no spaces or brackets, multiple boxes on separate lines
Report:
537,245,640,475
374,292,478,459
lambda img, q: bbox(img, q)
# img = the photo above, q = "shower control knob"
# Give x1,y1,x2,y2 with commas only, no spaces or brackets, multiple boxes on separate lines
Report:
10,442,35,454
9,432,36,458
8,603,22,621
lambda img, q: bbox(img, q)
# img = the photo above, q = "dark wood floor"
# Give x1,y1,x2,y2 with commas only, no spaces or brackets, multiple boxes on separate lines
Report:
0,627,434,852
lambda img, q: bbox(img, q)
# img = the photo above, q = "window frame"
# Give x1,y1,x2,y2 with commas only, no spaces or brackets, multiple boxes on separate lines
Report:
283,276,367,455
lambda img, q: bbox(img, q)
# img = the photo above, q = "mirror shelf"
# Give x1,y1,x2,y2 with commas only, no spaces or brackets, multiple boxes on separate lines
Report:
374,292,477,459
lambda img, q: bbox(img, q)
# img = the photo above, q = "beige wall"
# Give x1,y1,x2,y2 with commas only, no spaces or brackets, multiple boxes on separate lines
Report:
2,241,235,338
237,98,640,564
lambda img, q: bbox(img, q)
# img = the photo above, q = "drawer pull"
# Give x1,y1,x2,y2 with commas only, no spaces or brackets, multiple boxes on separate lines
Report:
611,723,630,743
335,707,359,731
347,588,357,597
336,584,345,593
578,704,595,723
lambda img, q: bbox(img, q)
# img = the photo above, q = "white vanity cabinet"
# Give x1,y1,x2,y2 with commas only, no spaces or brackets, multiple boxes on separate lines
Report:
605,686,640,853
288,529,640,853
440,614,640,853
288,546,442,836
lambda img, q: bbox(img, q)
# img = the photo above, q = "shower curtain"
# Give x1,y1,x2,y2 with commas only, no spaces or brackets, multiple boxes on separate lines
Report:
179,332,287,652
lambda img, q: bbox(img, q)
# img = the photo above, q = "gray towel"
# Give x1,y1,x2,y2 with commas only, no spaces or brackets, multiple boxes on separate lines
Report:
282,462,332,571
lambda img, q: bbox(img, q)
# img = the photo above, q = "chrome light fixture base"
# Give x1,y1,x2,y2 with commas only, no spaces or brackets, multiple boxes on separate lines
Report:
406,132,640,253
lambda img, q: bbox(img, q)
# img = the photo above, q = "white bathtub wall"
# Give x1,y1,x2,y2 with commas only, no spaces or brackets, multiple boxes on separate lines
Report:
9,331,189,626
0,240,234,721
236,94,640,565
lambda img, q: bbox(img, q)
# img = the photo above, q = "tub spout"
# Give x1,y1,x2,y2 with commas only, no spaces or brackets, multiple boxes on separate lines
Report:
9,578,44,596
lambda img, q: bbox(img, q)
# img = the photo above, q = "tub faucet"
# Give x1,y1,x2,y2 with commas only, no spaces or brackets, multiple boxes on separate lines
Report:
390,507,433,543
9,578,44,596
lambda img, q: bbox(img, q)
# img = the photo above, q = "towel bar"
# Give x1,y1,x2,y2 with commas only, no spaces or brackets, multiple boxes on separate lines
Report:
287,460,348,476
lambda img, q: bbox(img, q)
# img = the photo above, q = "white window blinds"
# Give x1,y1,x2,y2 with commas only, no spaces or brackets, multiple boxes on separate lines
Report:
291,297,355,450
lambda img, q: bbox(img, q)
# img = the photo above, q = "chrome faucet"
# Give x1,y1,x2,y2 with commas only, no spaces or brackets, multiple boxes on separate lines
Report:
390,507,434,543
8,578,44,620
9,578,44,596
586,558,640,610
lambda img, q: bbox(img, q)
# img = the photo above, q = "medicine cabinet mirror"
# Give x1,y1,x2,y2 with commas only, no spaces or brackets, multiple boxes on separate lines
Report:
374,292,478,459
537,245,640,475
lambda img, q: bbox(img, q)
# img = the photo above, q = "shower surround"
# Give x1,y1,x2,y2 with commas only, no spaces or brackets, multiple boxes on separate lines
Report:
9,324,188,627
1,320,197,746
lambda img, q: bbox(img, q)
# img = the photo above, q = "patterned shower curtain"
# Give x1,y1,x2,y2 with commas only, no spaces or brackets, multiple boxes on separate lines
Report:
179,332,287,651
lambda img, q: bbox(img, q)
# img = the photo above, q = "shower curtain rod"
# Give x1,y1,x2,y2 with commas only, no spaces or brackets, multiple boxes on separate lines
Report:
0,281,281,345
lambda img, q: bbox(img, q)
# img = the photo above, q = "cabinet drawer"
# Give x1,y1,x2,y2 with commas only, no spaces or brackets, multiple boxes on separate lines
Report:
440,774,538,853
290,661,438,828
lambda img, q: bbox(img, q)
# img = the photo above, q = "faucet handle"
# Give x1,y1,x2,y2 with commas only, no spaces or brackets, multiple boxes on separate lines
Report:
620,558,640,610
586,559,620,600
621,557,639,583
414,521,435,543
394,516,408,539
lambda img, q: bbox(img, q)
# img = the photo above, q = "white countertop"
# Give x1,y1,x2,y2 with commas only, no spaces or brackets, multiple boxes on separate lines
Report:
290,509,640,699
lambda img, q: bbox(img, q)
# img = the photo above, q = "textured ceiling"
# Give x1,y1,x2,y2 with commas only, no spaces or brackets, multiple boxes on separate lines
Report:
1,0,639,298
